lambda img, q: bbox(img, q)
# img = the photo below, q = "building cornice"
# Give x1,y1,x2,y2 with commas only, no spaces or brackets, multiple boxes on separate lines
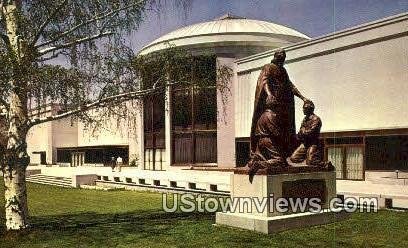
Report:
236,12,408,73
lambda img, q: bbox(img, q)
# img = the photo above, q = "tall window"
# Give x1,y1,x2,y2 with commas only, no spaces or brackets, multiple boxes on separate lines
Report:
57,149,71,163
144,93,165,170
326,137,364,180
172,56,217,165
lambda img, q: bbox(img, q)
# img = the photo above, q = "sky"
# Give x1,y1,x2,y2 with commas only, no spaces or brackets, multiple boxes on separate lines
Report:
128,0,408,52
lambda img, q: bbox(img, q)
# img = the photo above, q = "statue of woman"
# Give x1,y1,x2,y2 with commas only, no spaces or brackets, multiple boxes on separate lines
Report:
248,49,309,175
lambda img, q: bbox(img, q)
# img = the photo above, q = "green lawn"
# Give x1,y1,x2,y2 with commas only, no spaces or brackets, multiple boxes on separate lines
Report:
0,182,407,248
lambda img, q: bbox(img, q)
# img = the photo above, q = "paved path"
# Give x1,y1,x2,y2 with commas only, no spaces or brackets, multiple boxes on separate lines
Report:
337,180,408,198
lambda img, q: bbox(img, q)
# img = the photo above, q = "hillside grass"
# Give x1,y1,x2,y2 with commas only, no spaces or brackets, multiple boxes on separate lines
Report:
0,182,407,247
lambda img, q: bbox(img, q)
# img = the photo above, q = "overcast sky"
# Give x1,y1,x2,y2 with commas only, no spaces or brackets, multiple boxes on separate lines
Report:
128,0,408,52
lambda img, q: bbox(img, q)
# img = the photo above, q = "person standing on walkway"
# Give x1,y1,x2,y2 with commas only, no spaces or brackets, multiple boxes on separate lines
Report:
110,157,116,172
116,156,123,172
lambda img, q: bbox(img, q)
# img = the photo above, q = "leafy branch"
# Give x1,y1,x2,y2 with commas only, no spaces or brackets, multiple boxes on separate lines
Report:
30,0,69,47
37,31,114,56
34,0,146,50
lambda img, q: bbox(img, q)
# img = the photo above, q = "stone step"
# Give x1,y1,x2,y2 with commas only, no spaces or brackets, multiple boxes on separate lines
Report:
27,176,72,182
28,175,72,183
27,178,72,185
27,176,72,184
27,174,73,188
28,174,71,179
26,179,73,188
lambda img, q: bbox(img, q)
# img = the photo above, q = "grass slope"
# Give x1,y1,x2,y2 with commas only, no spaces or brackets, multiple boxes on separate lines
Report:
0,182,407,248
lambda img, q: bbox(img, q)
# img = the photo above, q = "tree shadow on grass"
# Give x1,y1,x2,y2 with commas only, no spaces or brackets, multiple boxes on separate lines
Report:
2,211,408,248
31,210,211,230
0,210,213,241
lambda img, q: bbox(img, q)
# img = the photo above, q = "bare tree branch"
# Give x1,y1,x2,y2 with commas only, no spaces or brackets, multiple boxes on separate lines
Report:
27,76,184,128
37,50,65,62
37,31,114,56
30,0,68,47
34,0,145,49
28,86,160,127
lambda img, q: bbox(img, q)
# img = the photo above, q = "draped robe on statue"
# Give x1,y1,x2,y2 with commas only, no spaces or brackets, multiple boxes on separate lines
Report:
249,62,299,168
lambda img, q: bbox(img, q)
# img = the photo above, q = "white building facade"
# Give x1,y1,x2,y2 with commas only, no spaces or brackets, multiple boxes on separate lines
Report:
27,13,408,184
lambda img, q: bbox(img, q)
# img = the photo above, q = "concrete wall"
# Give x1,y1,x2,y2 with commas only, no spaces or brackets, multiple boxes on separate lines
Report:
27,122,52,164
27,114,77,164
163,87,172,171
127,100,144,168
235,13,408,137
52,118,78,148
77,115,129,147
51,118,78,163
217,57,237,168
72,174,98,187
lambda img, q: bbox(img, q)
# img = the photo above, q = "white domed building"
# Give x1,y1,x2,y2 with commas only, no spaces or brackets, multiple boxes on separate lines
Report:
26,13,408,208
139,13,310,57
136,14,311,172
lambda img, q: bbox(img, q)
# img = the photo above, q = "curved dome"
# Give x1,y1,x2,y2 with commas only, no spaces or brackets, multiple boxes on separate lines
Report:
139,14,310,56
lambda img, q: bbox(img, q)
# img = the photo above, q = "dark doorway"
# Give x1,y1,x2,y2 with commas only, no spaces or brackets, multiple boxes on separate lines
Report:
40,152,46,165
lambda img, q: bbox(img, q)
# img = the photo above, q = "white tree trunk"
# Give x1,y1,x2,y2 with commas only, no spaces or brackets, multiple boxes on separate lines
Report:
2,91,30,230
3,90,30,231
2,0,31,231
3,165,29,230
2,88,31,231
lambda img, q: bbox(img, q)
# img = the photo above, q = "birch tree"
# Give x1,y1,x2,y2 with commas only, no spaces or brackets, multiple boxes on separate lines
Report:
0,0,233,231
0,0,200,231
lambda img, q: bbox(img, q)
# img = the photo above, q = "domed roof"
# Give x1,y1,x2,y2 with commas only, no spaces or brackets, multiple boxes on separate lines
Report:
139,14,310,56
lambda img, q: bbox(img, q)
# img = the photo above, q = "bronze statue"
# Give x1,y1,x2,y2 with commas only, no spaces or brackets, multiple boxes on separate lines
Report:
247,49,309,176
290,101,331,168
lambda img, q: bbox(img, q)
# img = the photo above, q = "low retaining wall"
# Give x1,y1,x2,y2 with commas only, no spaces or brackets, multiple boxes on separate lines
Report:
95,169,232,195
72,174,98,188
95,181,230,196
337,180,408,209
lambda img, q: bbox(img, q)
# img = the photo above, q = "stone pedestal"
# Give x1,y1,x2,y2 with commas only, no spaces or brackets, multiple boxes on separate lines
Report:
216,167,347,234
